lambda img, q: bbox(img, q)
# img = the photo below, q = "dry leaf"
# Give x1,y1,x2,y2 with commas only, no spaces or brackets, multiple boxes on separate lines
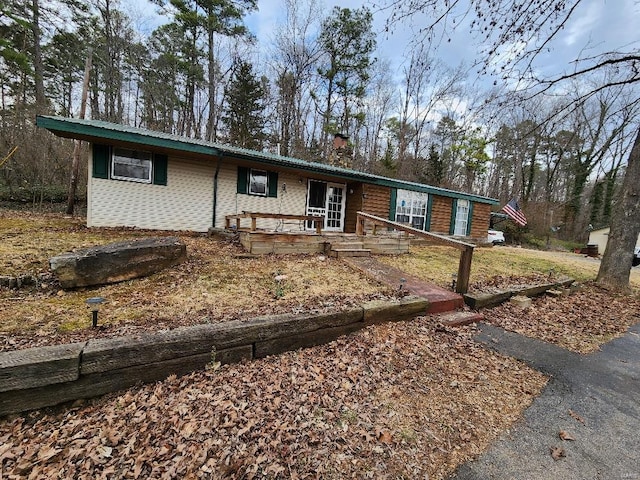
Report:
378,430,393,444
96,445,113,458
550,446,566,460
569,409,586,425
559,430,575,441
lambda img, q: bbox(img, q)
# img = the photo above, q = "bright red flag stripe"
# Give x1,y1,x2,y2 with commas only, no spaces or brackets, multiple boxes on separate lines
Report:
502,199,527,226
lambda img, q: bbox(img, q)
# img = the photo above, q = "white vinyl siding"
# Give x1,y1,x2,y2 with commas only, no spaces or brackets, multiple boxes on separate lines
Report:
215,163,307,230
88,154,215,232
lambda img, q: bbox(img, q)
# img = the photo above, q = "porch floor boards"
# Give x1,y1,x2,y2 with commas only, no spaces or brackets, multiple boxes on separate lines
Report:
344,256,465,314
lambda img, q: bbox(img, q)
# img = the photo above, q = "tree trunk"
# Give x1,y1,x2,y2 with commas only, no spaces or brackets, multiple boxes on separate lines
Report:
31,0,47,110
66,50,92,215
596,127,640,289
206,21,216,142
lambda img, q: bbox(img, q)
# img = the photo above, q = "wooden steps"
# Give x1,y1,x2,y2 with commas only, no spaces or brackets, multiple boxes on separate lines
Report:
329,241,371,258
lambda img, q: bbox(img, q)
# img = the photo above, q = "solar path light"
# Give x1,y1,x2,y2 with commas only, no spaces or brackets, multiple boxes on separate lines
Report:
86,297,105,328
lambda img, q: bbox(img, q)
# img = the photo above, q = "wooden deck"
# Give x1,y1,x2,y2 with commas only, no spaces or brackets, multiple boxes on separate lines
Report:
236,231,411,255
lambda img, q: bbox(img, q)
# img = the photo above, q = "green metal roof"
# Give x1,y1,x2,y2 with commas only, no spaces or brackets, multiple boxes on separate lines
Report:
36,115,498,205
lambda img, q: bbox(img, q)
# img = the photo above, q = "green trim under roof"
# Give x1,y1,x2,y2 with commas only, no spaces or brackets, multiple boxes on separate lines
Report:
36,115,499,205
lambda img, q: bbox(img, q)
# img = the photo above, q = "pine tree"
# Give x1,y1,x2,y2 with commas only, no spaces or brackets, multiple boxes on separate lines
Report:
222,60,267,150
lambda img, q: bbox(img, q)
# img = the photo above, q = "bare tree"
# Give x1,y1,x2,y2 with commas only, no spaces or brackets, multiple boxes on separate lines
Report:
269,0,322,157
384,0,640,288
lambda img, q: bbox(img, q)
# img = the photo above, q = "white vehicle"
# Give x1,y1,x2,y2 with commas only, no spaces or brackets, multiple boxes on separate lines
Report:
633,246,640,267
487,229,505,245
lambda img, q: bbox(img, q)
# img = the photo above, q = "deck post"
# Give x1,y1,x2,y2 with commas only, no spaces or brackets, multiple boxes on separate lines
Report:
236,218,241,230
356,216,364,236
456,246,474,294
251,216,257,232
315,220,322,235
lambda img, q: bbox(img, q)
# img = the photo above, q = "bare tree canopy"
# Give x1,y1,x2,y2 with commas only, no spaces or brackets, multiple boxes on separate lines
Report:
381,0,640,288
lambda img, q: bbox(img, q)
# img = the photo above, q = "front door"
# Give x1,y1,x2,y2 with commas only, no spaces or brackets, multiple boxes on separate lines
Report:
306,180,346,232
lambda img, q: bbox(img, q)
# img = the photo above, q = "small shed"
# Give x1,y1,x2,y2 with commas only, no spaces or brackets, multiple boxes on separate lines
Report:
588,227,640,255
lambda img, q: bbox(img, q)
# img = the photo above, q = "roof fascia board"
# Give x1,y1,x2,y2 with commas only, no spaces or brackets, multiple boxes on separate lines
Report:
36,116,220,157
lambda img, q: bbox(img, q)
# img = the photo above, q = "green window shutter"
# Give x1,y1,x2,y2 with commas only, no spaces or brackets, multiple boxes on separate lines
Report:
237,166,248,194
267,171,278,198
389,188,397,221
92,144,110,179
153,154,168,185
425,195,433,231
466,202,474,236
449,198,458,235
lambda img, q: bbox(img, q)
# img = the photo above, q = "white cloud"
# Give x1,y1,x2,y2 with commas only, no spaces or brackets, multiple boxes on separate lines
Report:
563,0,601,47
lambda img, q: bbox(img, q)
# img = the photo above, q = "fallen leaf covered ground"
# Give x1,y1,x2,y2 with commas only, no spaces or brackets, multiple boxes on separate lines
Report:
482,282,640,353
3,209,640,477
0,317,546,479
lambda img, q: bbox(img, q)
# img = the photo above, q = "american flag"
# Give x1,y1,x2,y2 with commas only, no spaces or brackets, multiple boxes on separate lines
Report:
502,198,527,226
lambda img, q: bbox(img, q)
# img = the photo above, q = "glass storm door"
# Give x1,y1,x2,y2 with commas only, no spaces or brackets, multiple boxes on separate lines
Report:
325,184,346,231
454,199,470,236
306,180,346,232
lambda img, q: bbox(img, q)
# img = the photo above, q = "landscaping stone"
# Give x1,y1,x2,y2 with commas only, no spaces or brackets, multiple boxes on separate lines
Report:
49,236,187,289
510,295,532,308
463,278,575,309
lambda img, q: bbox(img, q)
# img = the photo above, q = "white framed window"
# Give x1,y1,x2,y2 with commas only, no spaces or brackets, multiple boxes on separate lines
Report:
111,148,152,183
396,190,428,230
454,199,470,236
249,169,268,196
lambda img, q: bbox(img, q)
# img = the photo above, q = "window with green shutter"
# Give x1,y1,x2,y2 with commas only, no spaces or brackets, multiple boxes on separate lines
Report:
237,166,249,194
449,199,458,235
237,166,278,198
425,195,433,231
389,188,397,221
153,154,168,185
268,171,278,198
92,144,110,179
93,144,168,186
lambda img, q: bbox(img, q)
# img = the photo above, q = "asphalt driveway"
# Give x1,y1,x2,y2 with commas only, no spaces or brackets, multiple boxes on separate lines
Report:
449,322,640,480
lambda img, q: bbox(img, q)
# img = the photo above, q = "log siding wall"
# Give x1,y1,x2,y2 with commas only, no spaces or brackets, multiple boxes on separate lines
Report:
430,196,454,235
470,202,491,240
362,184,391,218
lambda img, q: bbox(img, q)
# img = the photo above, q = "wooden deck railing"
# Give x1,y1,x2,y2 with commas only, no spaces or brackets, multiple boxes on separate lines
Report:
225,212,325,234
356,211,475,294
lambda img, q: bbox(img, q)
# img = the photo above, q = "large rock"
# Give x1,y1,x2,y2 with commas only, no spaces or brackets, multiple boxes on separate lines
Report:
50,237,187,289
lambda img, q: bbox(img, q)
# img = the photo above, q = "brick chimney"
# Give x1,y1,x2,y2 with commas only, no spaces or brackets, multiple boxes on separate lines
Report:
333,133,349,150
330,133,352,169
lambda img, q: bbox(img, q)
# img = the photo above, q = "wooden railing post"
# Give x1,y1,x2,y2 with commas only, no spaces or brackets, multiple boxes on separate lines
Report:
456,246,474,294
356,214,364,236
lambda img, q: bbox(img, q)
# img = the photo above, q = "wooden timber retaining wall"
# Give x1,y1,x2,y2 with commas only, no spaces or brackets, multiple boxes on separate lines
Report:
0,296,428,417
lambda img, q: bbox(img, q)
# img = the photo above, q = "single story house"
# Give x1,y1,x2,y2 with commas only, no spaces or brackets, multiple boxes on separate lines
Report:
36,116,498,239
588,227,640,255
